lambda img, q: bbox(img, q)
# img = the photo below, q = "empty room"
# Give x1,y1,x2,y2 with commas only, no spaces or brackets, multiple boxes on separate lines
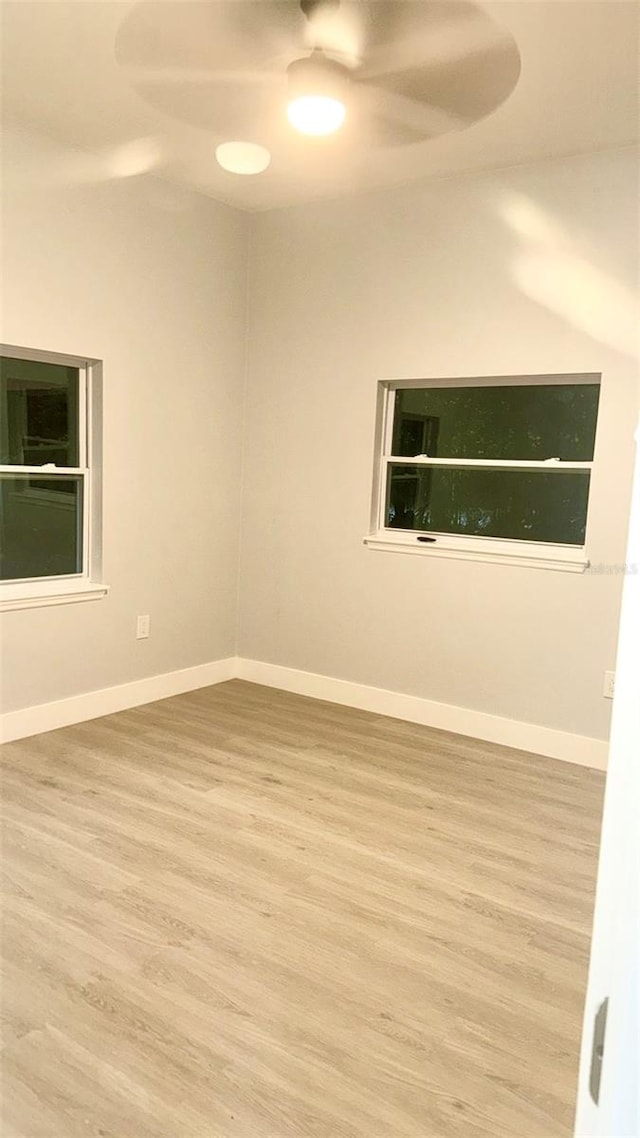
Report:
1,1,639,1136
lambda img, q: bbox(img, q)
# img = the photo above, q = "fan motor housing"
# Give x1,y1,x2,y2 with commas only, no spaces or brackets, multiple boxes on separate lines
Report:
300,0,340,17
287,52,350,102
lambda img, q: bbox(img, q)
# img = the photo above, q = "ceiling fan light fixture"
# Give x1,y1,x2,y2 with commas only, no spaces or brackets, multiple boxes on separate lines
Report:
287,53,349,136
215,141,271,175
287,95,346,136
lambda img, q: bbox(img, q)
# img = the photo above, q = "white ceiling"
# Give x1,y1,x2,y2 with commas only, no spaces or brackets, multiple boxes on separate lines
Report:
1,0,638,212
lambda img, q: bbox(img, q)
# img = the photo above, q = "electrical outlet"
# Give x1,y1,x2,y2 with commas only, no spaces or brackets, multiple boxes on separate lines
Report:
603,671,615,699
136,614,150,640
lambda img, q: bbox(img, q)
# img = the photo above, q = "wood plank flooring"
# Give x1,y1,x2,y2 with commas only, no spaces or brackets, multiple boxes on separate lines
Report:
0,680,604,1138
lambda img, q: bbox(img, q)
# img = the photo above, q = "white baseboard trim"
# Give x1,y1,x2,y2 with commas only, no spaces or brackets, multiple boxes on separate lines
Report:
1,654,608,770
0,657,238,744
237,658,609,771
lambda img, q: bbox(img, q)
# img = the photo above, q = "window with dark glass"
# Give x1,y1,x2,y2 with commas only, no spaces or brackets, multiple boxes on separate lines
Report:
380,378,600,547
0,354,86,581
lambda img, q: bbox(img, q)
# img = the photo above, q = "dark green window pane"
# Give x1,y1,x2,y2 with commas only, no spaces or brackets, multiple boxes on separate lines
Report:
392,384,599,461
0,474,83,580
386,465,590,545
0,356,80,467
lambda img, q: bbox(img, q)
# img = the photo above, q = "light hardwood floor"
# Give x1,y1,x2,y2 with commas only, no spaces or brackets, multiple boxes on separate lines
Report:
1,680,604,1138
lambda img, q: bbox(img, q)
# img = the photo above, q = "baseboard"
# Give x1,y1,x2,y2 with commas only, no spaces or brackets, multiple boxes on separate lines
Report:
1,654,609,770
237,658,609,771
0,657,238,744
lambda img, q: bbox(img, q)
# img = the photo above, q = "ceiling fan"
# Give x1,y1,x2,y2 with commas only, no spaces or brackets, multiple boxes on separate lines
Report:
115,0,521,166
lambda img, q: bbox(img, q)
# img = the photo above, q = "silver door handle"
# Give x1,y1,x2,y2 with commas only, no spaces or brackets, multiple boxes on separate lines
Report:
589,997,608,1105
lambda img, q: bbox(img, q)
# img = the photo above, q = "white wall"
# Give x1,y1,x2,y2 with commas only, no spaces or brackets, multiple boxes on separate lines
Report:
0,129,248,713
2,138,637,745
238,149,639,741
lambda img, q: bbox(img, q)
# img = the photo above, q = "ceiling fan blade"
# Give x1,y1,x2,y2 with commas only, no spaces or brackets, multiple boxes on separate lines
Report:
357,2,516,83
358,84,465,145
353,2,520,127
362,44,521,125
116,2,303,76
127,67,282,88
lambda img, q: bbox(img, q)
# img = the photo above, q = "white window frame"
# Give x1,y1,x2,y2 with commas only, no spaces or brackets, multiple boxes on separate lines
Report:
364,373,601,572
0,344,108,611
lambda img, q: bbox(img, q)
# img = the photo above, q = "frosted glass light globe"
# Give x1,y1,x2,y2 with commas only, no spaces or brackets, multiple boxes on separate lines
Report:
287,95,346,136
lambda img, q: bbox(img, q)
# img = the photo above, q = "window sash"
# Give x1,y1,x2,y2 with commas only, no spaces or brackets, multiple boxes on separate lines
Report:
382,457,593,470
0,465,86,475
0,469,89,584
381,379,600,460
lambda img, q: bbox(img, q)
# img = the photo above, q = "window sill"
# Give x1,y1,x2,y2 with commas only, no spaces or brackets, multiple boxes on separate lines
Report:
0,580,109,613
363,533,589,573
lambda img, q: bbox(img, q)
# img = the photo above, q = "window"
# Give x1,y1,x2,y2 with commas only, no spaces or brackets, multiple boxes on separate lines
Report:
0,346,107,611
366,374,601,571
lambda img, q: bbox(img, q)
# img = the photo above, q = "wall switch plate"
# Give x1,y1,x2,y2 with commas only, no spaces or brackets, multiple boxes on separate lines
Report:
136,614,150,640
603,671,615,699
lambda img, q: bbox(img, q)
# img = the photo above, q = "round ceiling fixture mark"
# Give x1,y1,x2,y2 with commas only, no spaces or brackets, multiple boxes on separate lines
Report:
215,141,271,175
